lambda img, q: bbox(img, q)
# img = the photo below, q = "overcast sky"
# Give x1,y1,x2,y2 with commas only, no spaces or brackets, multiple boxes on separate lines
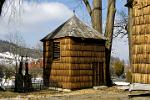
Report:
0,0,129,62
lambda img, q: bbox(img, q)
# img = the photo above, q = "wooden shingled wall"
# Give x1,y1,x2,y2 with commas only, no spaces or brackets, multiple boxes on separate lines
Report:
43,37,106,89
132,0,150,83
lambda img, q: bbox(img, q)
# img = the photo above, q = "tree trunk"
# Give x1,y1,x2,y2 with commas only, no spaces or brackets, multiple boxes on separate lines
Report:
83,0,116,86
92,0,102,33
127,0,133,68
104,0,116,86
0,0,5,15
83,0,102,33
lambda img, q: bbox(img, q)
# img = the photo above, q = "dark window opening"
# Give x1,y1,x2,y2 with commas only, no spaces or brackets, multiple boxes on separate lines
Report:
53,42,60,59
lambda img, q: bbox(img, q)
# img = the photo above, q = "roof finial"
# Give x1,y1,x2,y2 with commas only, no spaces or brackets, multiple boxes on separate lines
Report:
73,10,75,15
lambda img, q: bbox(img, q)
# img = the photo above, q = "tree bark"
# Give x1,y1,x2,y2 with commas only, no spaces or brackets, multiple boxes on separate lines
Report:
105,0,116,49
127,0,133,68
83,0,116,86
0,0,5,15
104,0,116,86
83,0,102,33
92,0,102,33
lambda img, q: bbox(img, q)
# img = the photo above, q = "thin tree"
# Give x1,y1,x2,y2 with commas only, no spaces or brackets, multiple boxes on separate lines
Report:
114,10,128,38
126,0,133,67
6,32,26,73
34,42,43,58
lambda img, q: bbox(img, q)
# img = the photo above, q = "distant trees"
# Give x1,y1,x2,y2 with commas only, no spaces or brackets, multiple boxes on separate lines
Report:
113,59,124,77
114,10,128,38
29,67,43,79
34,42,43,58
0,64,15,87
126,70,132,82
3,66,15,80
6,33,26,73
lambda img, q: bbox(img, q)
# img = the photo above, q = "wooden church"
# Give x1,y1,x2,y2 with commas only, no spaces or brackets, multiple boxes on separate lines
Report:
41,15,107,89
126,0,150,83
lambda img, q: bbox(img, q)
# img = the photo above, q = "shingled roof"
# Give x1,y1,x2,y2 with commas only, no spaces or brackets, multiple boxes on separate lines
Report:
41,15,106,41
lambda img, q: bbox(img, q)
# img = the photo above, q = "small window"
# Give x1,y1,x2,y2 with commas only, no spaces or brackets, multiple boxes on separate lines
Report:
53,42,60,59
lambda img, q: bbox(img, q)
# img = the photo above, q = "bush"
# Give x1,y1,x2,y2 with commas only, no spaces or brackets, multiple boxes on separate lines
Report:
126,70,132,82
113,60,124,77
0,64,15,80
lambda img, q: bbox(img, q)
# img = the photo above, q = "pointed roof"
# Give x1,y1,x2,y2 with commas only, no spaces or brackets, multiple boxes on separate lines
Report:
41,15,106,41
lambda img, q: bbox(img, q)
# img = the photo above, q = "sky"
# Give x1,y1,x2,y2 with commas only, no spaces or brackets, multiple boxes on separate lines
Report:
0,0,129,62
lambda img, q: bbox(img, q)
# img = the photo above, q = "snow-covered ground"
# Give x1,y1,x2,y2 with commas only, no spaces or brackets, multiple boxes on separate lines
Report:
0,78,15,90
114,82,130,86
0,77,43,89
32,77,43,84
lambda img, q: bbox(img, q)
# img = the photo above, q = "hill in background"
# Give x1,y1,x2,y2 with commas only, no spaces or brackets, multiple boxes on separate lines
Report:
0,39,42,59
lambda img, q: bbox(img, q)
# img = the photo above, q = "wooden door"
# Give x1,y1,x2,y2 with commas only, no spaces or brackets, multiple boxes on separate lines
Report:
92,62,104,86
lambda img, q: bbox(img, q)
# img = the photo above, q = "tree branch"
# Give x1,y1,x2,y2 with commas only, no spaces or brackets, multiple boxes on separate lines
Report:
0,0,5,15
82,0,92,16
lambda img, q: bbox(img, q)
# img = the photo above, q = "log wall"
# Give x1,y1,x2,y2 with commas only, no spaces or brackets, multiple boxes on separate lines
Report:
43,37,105,89
132,0,150,83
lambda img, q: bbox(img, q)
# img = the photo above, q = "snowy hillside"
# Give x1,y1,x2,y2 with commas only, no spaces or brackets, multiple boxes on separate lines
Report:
0,40,42,59
0,52,40,66
0,52,17,65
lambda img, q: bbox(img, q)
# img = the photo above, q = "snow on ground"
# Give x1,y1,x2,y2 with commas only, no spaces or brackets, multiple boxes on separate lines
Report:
114,82,130,86
0,78,15,89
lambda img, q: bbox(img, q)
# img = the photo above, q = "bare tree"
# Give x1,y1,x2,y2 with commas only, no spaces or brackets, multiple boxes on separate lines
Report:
0,0,23,17
1,0,118,85
6,32,26,73
104,0,116,85
83,0,102,33
83,0,116,85
126,0,133,67
114,10,128,38
34,42,43,58
113,8,132,68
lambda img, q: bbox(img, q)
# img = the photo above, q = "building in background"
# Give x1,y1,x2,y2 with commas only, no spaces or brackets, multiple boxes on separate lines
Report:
41,15,107,89
126,0,150,83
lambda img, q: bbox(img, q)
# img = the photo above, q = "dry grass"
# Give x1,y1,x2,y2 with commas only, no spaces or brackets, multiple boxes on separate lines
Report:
0,91,19,99
0,90,60,99
1,86,150,100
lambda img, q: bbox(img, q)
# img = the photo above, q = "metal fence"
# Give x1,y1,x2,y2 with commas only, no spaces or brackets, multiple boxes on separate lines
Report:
31,80,44,91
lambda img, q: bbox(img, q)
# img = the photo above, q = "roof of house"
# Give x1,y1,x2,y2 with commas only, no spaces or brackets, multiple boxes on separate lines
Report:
41,15,106,41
